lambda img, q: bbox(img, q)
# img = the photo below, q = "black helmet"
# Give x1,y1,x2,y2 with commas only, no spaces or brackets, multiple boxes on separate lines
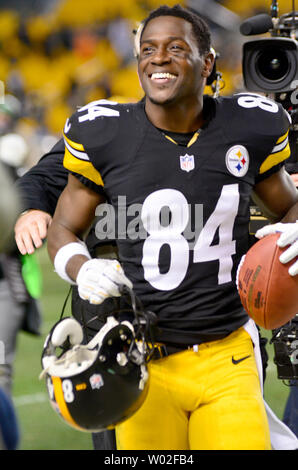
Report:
40,289,156,432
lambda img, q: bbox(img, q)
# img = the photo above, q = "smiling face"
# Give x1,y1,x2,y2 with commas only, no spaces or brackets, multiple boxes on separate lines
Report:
138,15,209,107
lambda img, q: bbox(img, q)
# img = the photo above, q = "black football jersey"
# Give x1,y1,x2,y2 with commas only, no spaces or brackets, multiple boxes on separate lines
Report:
62,94,291,345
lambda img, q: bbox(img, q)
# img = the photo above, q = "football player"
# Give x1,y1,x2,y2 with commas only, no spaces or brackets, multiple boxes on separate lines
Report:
21,5,298,450
46,5,298,450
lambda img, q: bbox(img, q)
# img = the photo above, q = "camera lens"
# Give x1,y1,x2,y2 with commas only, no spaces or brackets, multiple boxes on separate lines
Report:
242,38,298,92
256,47,290,81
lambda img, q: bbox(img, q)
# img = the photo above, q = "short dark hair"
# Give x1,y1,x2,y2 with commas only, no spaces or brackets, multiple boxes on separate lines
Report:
140,4,211,56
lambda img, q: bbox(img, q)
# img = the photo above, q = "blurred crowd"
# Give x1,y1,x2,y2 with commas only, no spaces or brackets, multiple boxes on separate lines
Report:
0,0,294,167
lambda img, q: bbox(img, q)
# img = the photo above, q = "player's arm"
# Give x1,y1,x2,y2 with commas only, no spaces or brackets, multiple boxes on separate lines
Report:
47,174,102,277
252,167,298,276
48,107,132,304
47,174,132,304
252,166,298,222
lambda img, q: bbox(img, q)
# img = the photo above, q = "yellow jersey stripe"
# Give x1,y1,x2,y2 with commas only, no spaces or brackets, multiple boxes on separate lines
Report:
63,133,85,152
163,131,200,147
276,130,289,145
164,135,178,145
52,376,85,431
64,138,90,161
64,147,104,186
187,132,199,148
271,135,289,155
259,142,291,174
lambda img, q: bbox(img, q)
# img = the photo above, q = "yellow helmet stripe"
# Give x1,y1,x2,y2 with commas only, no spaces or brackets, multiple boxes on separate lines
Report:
52,376,85,431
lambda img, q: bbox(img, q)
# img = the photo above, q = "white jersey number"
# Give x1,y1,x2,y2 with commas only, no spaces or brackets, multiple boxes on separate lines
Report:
78,99,120,122
141,184,240,291
141,189,190,291
237,93,279,113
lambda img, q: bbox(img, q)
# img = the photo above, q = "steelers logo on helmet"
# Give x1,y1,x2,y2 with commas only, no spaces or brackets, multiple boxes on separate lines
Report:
40,290,154,432
225,145,250,177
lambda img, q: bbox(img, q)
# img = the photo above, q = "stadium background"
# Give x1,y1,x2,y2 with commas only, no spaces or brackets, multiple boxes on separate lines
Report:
0,0,293,449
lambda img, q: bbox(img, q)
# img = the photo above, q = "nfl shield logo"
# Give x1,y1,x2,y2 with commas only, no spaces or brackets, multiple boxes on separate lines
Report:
180,154,195,173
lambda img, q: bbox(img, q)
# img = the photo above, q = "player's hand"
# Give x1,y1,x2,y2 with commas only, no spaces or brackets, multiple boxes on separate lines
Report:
14,209,52,255
76,258,133,304
255,222,298,276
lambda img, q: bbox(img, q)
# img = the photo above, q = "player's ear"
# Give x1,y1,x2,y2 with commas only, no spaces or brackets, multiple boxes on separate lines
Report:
202,49,215,78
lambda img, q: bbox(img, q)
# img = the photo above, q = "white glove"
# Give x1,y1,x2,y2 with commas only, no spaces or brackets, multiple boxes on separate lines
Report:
255,222,298,276
76,258,133,304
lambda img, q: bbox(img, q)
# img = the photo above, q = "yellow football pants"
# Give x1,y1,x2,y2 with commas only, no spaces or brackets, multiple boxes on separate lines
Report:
116,327,271,450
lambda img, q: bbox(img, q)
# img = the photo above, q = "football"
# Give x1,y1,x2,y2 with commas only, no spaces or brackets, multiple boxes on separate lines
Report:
237,233,298,330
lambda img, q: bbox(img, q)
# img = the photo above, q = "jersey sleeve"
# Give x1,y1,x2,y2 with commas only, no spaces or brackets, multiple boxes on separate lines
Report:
224,94,292,182
257,131,290,182
62,110,105,193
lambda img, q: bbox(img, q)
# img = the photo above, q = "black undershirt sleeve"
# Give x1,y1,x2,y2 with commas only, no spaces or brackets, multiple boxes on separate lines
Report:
16,138,104,215
16,138,67,215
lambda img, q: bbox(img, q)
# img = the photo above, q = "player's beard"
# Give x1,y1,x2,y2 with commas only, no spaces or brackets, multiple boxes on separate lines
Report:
144,74,201,109
147,93,178,106
145,83,188,107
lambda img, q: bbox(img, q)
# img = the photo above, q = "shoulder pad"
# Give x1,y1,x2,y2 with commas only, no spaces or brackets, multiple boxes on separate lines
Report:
63,99,123,150
62,100,145,188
